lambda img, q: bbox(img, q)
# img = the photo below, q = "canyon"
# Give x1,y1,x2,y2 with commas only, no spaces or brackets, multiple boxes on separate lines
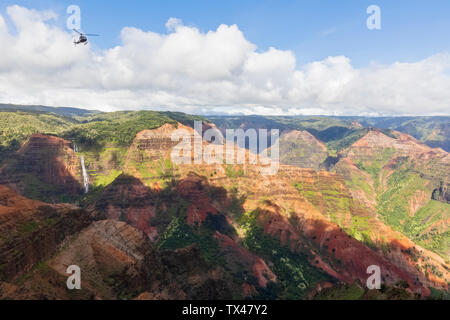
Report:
0,108,448,300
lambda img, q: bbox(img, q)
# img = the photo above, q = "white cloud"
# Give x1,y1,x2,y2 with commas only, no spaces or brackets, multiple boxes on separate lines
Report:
0,5,449,116
319,27,337,36
165,17,182,32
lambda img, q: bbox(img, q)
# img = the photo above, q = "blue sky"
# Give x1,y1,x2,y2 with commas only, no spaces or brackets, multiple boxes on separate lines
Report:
2,0,450,67
0,1,449,115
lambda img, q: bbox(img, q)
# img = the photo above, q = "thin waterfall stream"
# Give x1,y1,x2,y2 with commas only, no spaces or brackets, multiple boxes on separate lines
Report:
73,143,89,194
80,155,89,194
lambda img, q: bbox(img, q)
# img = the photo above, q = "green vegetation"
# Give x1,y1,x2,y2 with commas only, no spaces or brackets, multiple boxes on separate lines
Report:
377,173,427,228
294,180,352,226
428,287,450,300
93,169,123,188
347,216,376,249
239,210,333,299
349,144,449,260
61,111,206,148
209,115,351,133
0,107,205,163
15,207,64,236
17,221,39,234
314,282,418,300
0,108,208,204
225,165,245,178
315,283,365,300
14,261,53,286
157,216,225,266
129,154,178,189
61,111,177,147
211,114,450,152
210,115,367,153
223,187,246,221
346,173,373,196
355,147,396,183
0,111,76,161
20,173,79,204
350,116,450,152
157,217,198,250
294,181,376,249
1,106,449,300
404,201,450,258
321,128,369,154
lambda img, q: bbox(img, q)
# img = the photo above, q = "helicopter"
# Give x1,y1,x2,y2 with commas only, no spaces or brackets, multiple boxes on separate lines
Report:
73,29,100,46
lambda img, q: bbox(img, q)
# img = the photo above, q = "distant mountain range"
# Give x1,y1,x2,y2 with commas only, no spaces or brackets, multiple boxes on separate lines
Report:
0,104,100,118
0,104,448,300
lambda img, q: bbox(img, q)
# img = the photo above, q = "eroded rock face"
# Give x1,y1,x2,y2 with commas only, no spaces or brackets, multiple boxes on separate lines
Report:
77,124,450,297
1,219,241,300
239,185,430,296
88,170,275,298
133,123,181,161
49,220,161,299
89,172,223,240
89,174,159,241
332,129,450,263
278,130,328,170
341,129,450,184
158,245,237,300
176,173,223,226
347,129,435,156
198,162,449,295
2,122,447,300
433,181,450,204
0,134,83,202
214,232,277,288
0,186,91,282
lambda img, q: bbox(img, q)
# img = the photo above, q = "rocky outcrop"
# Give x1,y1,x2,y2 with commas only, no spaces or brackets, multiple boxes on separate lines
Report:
234,172,433,295
91,123,449,297
48,220,162,299
0,218,242,300
0,134,83,202
158,245,238,300
278,130,328,170
214,232,277,288
89,174,159,241
89,172,225,239
333,129,450,262
88,170,273,297
0,186,91,282
176,173,223,226
195,162,449,296
432,181,450,204
133,124,182,161
346,129,434,156
2,121,448,300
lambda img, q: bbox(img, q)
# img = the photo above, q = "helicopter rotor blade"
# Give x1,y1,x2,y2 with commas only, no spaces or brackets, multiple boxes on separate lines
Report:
84,34,101,36
72,29,82,35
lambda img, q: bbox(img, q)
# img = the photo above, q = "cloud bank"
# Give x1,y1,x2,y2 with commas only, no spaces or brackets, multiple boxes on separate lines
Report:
0,5,449,116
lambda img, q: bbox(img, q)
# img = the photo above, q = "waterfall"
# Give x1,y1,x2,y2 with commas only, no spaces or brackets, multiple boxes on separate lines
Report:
74,143,88,194
80,156,89,194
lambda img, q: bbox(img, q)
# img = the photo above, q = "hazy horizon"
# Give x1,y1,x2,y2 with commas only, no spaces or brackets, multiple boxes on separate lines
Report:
2,102,450,118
